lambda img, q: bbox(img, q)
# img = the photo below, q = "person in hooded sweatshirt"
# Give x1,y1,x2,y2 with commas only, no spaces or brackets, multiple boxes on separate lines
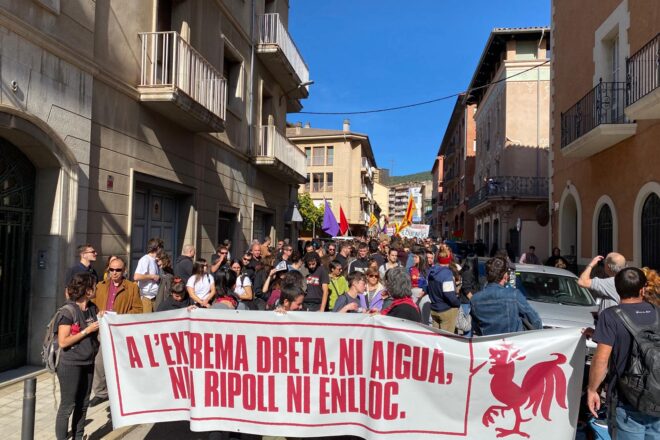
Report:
173,244,195,282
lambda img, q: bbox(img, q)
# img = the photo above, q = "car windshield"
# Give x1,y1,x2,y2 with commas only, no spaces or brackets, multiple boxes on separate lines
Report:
515,271,594,306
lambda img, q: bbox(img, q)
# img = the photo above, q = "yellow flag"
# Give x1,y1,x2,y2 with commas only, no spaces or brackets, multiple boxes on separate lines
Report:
398,194,416,232
368,212,378,228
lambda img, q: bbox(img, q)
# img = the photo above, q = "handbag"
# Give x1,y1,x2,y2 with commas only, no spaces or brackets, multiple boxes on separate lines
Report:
456,304,472,333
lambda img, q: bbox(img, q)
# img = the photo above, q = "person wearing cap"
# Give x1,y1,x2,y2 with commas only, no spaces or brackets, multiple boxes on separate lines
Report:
427,248,461,332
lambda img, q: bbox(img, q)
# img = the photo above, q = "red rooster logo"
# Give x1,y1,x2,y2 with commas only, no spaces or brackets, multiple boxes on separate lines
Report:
474,342,567,438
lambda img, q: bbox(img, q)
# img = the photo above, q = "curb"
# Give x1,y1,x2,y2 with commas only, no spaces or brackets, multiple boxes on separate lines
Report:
0,368,47,390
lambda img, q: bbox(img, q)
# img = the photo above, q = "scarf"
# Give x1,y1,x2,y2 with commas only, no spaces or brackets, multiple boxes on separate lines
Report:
381,296,420,316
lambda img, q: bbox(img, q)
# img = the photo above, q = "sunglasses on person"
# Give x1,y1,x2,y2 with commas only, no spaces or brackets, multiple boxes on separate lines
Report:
367,274,379,279
219,251,228,255
107,268,123,273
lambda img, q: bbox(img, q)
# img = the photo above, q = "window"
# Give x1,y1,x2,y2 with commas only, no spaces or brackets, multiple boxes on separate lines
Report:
642,193,660,270
326,173,333,192
312,147,325,166
312,173,323,192
326,147,334,166
223,42,244,114
305,147,311,166
305,173,310,192
597,204,613,256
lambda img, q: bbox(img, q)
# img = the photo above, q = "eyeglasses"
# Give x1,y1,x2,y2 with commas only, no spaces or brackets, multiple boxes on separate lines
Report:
85,250,97,255
367,274,379,279
107,268,123,273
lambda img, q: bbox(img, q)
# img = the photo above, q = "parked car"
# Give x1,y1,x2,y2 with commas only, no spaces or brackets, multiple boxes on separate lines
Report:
475,259,597,362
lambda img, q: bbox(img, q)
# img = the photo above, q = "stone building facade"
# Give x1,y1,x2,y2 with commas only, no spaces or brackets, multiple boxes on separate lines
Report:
0,0,308,372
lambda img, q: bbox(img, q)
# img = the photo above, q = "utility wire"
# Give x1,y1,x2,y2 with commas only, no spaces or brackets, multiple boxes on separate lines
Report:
299,60,550,115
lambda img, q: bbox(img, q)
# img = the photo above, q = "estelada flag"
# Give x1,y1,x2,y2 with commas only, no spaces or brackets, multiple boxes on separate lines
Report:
368,212,378,229
398,194,416,231
339,205,349,236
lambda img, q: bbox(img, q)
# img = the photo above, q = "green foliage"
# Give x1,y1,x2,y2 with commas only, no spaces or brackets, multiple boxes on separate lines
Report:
297,193,324,233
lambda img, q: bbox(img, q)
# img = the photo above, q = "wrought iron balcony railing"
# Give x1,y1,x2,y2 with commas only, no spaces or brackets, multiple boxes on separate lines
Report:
561,80,629,149
627,33,659,106
468,176,548,209
139,32,227,120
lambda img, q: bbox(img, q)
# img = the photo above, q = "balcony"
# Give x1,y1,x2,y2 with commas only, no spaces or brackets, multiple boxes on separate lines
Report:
255,125,306,183
561,80,636,158
361,184,373,201
257,14,310,100
468,176,548,213
626,33,660,120
139,32,227,132
361,158,374,181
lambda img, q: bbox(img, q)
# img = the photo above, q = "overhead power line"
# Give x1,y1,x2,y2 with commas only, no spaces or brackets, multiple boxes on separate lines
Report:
299,60,550,115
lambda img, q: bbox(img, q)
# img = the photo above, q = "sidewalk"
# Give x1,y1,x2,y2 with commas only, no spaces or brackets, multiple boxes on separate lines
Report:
0,371,134,440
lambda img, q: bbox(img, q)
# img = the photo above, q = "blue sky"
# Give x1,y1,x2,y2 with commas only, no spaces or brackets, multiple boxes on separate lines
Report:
288,0,550,176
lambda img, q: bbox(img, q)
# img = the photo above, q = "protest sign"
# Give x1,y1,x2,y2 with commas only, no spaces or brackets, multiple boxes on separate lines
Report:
101,310,585,439
399,224,430,239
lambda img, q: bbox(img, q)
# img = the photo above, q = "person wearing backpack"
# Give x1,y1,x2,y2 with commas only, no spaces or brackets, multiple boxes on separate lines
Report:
587,267,660,439
54,272,101,440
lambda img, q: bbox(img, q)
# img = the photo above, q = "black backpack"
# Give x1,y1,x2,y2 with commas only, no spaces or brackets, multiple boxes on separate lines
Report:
614,306,660,417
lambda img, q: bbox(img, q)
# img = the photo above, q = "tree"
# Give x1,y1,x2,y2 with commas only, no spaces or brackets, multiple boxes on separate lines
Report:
297,193,324,234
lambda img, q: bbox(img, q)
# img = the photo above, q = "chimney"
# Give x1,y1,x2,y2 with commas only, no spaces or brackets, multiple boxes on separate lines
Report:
304,121,311,128
295,121,302,134
343,119,350,133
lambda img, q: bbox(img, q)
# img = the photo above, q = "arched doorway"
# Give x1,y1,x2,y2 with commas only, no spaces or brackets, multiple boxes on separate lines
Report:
0,140,36,371
0,107,77,372
641,193,660,270
560,194,578,258
597,204,613,256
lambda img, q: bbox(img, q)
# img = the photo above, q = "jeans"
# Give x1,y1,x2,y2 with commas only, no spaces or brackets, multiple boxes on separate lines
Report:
615,404,660,440
56,363,94,440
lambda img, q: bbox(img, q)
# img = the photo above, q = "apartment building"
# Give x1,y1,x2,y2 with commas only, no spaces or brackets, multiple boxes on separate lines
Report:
438,97,477,241
287,120,378,235
552,0,659,269
387,174,432,224
0,0,308,372
466,27,551,259
431,155,445,237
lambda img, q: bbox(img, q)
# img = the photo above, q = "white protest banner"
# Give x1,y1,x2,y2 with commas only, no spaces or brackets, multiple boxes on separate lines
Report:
101,310,585,439
399,224,430,239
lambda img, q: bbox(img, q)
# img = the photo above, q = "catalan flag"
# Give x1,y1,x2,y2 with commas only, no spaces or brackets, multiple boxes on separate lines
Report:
368,212,378,229
398,194,416,232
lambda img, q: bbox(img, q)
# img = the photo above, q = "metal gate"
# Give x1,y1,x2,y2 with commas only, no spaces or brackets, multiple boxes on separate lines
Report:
0,140,35,372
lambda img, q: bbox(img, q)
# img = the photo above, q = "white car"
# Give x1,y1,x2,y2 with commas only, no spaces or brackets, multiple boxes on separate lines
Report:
513,264,598,362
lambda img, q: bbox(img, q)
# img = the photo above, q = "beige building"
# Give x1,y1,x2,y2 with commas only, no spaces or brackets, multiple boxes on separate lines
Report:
438,97,477,241
287,120,378,235
466,27,551,259
552,0,660,269
373,181,390,219
0,0,308,372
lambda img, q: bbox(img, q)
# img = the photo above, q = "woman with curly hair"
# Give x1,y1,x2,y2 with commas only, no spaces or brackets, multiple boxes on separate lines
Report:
55,272,101,440
641,267,660,306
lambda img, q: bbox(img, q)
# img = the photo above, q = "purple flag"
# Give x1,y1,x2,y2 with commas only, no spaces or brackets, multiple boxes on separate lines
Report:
321,200,340,237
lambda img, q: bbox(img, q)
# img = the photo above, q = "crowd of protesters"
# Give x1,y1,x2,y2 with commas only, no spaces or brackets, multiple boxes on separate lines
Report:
53,235,660,439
